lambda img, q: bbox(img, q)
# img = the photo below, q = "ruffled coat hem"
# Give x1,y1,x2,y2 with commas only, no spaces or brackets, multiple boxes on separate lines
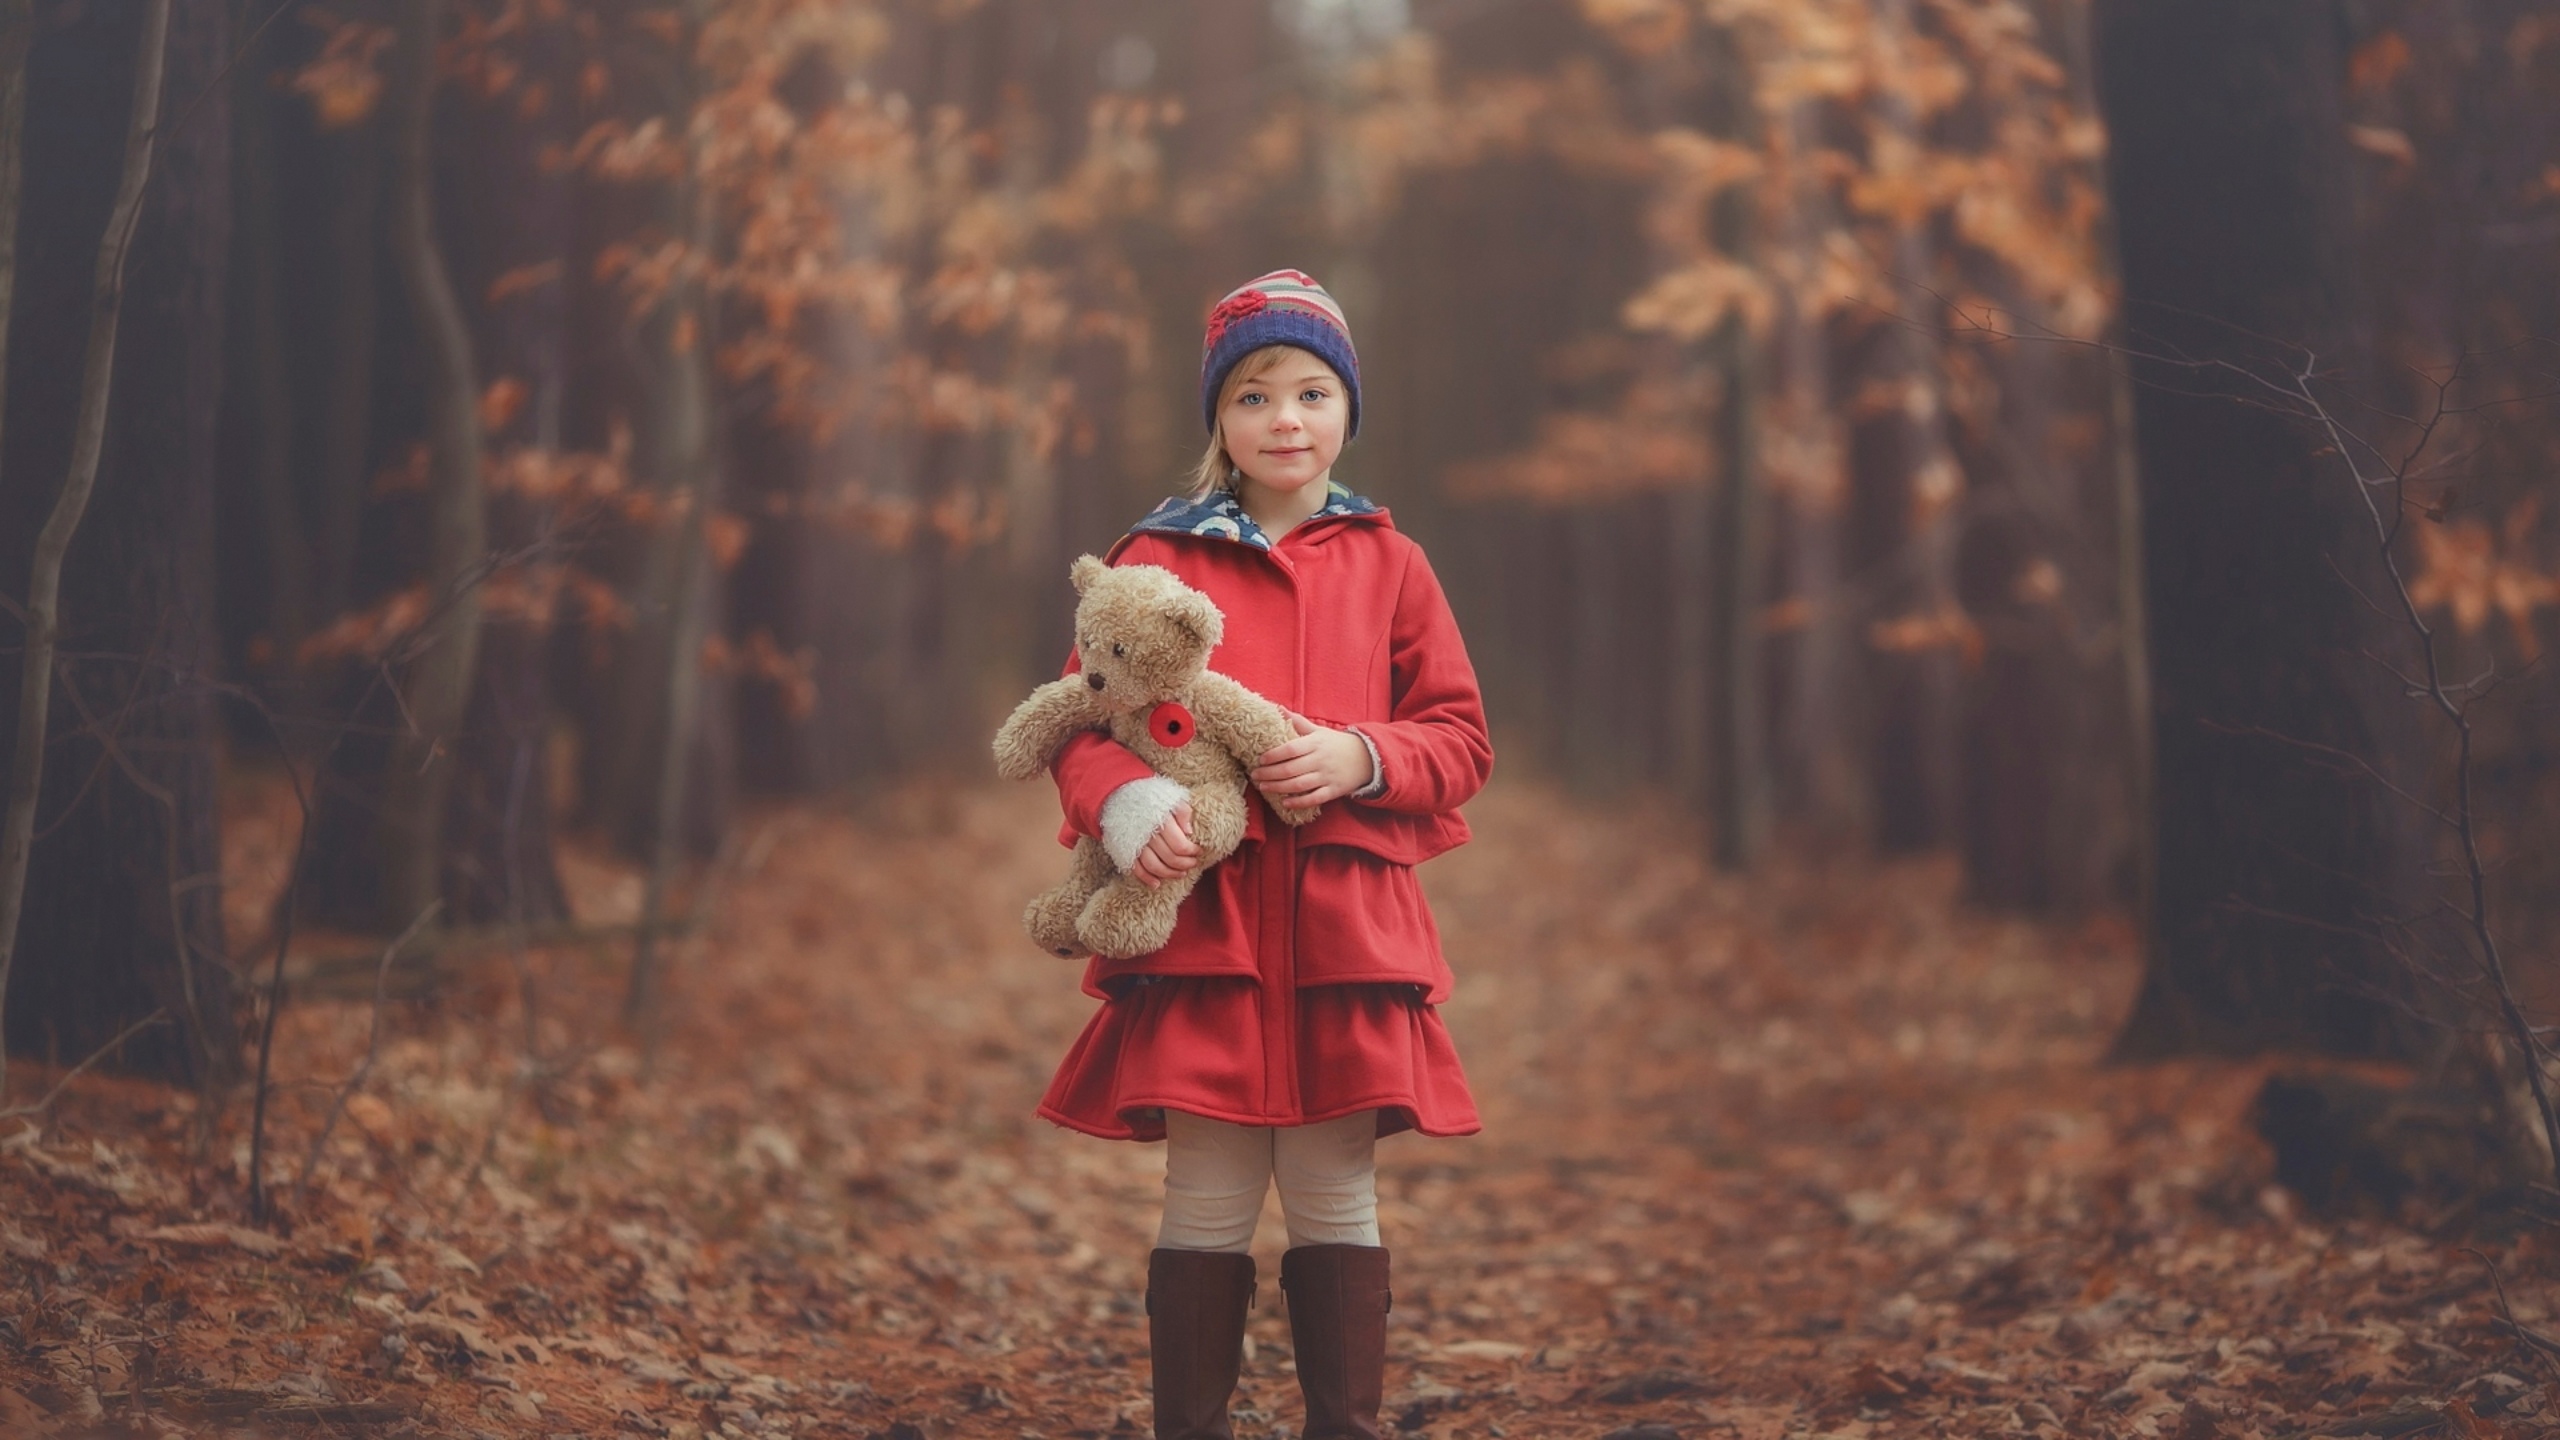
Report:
1037,976,1482,1143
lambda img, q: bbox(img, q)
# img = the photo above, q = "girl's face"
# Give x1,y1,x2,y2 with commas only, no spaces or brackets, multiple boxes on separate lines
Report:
1219,351,1347,499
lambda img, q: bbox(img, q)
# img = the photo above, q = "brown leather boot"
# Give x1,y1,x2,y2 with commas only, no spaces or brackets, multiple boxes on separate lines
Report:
1280,1244,1391,1440
1146,1248,1256,1440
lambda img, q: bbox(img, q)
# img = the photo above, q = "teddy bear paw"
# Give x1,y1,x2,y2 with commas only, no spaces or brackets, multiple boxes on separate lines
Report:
1077,885,1181,960
1025,889,1094,958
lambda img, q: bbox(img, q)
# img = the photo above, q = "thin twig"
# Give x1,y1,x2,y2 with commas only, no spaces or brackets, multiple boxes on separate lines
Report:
2290,362,2560,1178
242,489,523,1220
2464,1248,2560,1385
246,662,412,1219
51,653,218,1087
292,901,439,1207
2195,720,2462,833
1927,297,2560,1184
162,0,305,142
0,1009,169,1121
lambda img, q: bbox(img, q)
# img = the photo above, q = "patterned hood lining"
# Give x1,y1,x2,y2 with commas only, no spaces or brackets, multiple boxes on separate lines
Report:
1128,481,1384,552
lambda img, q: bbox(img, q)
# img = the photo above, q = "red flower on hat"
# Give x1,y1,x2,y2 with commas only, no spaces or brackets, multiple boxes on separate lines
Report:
1203,289,1269,348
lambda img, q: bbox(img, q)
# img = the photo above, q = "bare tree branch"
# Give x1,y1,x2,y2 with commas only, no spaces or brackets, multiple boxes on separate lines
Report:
1919,290,2560,1184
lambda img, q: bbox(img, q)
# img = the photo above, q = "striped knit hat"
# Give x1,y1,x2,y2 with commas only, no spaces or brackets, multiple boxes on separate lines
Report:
1199,269,1362,439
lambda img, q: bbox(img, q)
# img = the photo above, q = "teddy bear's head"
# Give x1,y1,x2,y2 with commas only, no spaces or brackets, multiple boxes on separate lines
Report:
1069,555,1224,714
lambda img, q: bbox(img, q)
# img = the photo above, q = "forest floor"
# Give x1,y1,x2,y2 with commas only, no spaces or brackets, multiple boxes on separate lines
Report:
1,772,2555,1439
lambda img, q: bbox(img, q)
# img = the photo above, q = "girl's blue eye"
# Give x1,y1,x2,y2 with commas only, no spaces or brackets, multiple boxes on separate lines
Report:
1301,389,1327,402
1239,393,1263,406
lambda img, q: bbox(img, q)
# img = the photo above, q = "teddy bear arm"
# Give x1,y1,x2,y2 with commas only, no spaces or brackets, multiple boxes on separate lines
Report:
993,677,1105,780
1185,672,1297,767
1184,673,1322,824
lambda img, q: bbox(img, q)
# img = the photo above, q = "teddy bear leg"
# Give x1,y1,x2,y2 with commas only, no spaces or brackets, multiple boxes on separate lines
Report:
1025,838,1115,957
1077,869,1195,960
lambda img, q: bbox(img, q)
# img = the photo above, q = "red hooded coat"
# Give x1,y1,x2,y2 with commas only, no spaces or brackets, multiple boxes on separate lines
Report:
1036,486,1490,1141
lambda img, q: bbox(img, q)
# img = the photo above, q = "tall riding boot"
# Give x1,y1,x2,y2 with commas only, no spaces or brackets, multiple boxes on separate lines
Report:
1146,1248,1256,1440
1280,1244,1391,1440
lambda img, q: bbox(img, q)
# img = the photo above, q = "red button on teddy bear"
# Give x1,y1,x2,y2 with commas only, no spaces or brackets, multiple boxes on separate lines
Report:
1148,701,1195,748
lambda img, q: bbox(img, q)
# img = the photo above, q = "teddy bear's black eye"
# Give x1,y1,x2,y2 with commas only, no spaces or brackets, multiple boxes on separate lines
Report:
1111,643,1126,657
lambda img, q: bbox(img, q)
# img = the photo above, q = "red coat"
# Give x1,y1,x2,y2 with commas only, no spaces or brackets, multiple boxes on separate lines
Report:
1035,487,1491,1141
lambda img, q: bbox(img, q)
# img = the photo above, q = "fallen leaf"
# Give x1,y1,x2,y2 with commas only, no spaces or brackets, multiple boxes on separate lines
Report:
1597,1369,1710,1404
143,1223,286,1258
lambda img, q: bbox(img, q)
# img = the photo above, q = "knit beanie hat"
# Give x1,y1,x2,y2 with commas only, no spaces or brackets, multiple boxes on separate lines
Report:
1199,269,1362,439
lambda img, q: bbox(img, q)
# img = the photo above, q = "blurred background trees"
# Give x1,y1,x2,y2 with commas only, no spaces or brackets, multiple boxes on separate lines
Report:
0,0,2553,1129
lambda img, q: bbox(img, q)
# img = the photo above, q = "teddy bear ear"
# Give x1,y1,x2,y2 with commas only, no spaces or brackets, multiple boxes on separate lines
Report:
1070,554,1109,596
1170,588,1225,652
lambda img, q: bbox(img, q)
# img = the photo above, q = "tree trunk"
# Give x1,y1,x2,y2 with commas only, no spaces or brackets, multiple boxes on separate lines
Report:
625,39,723,1032
1840,308,1961,853
1703,309,1767,867
2095,0,2419,1058
377,0,487,931
1665,483,1711,809
2060,0,2154,923
227,49,310,664
278,11,397,933
1698,27,1765,869
1945,232,2136,915
439,8,576,927
1948,316,2071,910
0,0,234,1088
309,74,385,631
1766,99,1863,843
591,0,732,853
1563,506,1622,791
0,0,29,478
1850,0,1962,856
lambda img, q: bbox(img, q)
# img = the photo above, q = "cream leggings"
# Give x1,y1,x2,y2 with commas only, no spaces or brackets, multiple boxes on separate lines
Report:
1156,1110,1381,1253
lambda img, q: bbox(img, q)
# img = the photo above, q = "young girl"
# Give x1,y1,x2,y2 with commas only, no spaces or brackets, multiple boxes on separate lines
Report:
1036,270,1492,1439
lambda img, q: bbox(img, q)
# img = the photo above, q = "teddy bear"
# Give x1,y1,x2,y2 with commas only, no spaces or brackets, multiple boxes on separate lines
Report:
993,555,1317,959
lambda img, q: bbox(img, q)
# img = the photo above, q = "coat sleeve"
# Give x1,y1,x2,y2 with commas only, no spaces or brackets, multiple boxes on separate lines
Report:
1356,543,1494,816
1052,730,1161,847
1048,535,1167,847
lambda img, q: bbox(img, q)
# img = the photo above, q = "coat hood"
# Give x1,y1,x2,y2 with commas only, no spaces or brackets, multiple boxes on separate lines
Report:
1124,481,1386,553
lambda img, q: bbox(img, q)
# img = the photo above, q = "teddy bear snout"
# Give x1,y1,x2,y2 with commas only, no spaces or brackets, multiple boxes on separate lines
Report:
1086,671,1107,692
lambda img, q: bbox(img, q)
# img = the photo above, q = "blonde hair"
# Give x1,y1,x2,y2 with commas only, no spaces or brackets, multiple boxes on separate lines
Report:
1187,344,1324,499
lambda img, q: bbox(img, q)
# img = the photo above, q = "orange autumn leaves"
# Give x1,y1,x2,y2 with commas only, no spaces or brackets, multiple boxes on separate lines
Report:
274,1,2560,683
285,1,1146,503
290,13,397,130
2409,496,2560,661
1599,0,2114,352
1440,0,2119,664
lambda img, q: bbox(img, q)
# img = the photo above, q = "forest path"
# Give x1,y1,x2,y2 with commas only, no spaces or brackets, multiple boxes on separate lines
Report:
0,778,2535,1438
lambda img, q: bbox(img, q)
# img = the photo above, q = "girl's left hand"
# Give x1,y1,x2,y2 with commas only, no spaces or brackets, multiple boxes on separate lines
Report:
1251,713,1374,809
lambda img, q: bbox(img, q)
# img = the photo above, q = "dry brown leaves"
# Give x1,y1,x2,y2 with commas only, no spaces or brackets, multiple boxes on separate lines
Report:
0,774,2553,1438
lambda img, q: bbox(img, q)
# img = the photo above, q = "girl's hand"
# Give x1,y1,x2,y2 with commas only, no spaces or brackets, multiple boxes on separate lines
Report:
1133,800,1200,889
1251,713,1374,809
